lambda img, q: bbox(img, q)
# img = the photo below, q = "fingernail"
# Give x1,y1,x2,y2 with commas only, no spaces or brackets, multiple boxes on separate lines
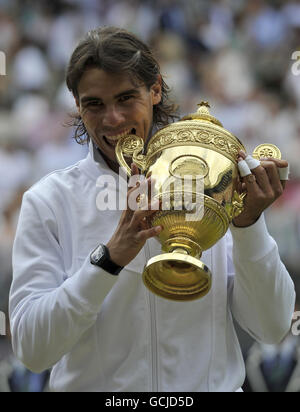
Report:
238,150,246,159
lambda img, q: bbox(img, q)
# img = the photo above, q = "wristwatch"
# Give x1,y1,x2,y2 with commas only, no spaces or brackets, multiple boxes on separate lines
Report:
90,244,123,275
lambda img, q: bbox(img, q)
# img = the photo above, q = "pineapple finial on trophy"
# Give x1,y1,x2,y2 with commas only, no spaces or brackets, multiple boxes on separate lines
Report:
181,100,222,126
197,101,211,116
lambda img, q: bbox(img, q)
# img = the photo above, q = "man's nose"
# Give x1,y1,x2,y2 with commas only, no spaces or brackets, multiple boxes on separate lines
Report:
102,105,125,127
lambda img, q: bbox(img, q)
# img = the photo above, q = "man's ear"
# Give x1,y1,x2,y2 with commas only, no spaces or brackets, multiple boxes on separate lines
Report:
151,75,162,106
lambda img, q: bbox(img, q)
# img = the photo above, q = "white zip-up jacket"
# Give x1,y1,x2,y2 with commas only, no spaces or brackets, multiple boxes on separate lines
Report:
9,144,295,392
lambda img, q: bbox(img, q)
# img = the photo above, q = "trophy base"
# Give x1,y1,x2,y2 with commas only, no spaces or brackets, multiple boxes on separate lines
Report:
142,252,212,301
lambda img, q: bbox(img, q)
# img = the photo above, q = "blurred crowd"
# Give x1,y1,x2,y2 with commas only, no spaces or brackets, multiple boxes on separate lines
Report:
0,0,300,391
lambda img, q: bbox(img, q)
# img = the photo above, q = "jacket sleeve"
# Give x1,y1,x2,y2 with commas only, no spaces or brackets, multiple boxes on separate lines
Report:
9,190,118,373
228,214,295,344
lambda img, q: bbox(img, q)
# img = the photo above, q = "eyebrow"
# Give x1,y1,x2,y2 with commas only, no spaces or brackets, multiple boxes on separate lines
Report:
80,88,140,105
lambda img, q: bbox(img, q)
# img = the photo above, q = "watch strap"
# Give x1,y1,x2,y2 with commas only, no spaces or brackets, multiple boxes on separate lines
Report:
90,244,123,275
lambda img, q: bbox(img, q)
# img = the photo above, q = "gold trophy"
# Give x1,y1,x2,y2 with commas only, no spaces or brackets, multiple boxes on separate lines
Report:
116,102,281,301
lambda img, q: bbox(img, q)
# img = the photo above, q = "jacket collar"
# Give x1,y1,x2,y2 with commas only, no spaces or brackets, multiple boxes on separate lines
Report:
88,139,116,175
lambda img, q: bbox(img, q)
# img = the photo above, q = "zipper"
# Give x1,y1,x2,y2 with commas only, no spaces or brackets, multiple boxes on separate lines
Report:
144,241,159,392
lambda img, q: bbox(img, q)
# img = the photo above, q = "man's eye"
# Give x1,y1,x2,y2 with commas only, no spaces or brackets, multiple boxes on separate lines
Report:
119,95,133,103
87,101,102,107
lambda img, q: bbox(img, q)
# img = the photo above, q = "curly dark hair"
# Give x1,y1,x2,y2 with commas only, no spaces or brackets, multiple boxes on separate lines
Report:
66,26,179,144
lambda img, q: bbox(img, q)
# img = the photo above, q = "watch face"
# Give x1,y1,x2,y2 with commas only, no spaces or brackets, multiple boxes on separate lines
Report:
90,244,122,275
92,245,106,264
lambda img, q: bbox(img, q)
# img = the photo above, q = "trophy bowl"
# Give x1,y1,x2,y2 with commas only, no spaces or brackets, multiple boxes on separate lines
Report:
115,102,277,301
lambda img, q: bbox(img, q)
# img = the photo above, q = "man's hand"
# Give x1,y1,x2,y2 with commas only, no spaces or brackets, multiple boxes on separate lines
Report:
106,163,162,267
232,151,289,227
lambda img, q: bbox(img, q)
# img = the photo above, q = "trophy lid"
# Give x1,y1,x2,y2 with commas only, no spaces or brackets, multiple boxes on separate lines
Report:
144,99,245,167
180,101,223,127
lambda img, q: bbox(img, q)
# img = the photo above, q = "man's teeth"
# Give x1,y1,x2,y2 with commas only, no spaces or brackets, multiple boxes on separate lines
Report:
104,129,136,143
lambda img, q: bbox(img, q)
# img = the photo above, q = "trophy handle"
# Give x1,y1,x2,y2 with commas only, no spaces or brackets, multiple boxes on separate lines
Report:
252,143,281,160
231,190,247,219
115,134,147,176
231,143,282,220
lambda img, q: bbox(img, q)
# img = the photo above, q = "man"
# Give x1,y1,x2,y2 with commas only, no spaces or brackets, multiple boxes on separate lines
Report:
9,27,295,392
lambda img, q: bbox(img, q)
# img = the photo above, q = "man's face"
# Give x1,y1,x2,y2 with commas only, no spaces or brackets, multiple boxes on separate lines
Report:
76,68,162,167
